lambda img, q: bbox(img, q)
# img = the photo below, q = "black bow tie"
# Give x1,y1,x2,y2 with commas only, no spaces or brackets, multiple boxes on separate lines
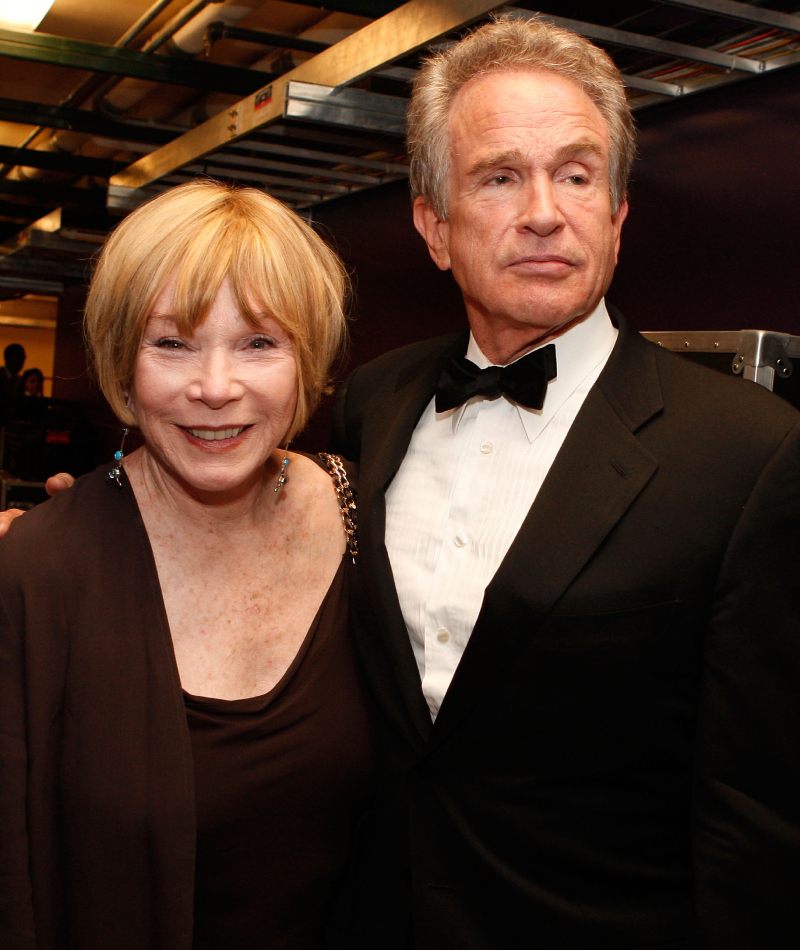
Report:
435,343,557,413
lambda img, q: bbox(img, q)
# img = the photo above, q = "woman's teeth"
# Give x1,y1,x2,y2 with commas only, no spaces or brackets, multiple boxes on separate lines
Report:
187,427,246,441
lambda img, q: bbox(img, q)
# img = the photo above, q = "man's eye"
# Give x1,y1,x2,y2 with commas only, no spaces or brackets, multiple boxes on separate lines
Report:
490,174,511,185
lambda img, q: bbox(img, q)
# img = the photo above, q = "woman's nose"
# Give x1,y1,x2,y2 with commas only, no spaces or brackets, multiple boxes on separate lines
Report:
186,352,244,407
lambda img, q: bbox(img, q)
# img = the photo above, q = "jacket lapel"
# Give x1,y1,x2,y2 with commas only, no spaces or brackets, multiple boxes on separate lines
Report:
356,334,466,745
428,317,665,746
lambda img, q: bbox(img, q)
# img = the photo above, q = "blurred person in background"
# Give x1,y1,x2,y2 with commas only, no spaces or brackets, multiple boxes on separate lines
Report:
21,367,44,398
1,342,25,426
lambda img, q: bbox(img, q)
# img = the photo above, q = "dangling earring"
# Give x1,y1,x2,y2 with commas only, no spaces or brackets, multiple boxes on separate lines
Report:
274,449,290,493
108,425,129,488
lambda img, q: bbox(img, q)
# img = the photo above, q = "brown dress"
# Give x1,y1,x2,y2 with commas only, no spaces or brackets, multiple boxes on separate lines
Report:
0,461,375,950
186,557,376,950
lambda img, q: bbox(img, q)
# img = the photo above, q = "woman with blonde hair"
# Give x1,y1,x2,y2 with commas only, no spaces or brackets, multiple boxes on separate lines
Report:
0,180,375,950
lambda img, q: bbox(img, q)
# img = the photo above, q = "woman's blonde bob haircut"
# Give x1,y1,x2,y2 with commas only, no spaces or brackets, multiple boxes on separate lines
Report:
84,179,348,442
408,14,636,219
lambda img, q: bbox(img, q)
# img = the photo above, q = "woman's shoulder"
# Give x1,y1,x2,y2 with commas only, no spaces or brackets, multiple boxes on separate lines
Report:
285,452,357,557
0,464,135,572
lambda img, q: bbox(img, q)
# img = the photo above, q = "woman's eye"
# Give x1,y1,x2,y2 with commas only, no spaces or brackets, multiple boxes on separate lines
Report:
155,338,185,349
249,336,274,349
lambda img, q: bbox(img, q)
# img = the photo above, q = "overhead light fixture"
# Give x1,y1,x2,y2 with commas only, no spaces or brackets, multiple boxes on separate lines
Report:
0,0,56,32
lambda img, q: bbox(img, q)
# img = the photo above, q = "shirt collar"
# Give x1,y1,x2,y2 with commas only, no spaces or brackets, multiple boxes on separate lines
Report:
449,298,618,440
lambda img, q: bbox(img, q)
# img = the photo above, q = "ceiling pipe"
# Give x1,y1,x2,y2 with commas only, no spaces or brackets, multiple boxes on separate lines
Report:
203,22,330,57
93,0,257,117
260,13,365,77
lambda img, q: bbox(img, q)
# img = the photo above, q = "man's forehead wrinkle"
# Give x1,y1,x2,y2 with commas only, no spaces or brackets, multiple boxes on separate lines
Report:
450,108,607,151
458,136,605,178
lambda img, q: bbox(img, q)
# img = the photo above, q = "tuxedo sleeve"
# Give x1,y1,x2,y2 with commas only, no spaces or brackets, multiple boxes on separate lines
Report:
694,418,800,947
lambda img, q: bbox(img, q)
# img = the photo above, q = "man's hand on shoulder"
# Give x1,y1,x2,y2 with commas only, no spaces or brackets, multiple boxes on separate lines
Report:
0,472,75,537
46,473,75,496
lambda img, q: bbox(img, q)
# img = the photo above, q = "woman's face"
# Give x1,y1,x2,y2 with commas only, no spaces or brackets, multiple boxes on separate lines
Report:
24,374,42,396
130,276,298,496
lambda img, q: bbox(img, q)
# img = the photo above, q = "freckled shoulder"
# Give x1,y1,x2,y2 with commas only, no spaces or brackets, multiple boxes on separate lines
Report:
283,452,344,526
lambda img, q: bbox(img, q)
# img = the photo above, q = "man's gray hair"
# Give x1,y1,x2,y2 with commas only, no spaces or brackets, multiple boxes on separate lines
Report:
407,15,636,218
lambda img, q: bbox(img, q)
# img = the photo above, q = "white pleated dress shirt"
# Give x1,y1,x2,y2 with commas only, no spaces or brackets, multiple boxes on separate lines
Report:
384,299,618,719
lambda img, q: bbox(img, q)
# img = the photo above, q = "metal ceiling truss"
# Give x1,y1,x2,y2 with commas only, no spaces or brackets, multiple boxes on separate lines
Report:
0,95,178,146
0,178,105,210
1,0,796,255
0,26,274,96
0,200,54,223
205,23,330,57
507,5,800,107
664,0,800,33
0,145,122,178
109,0,507,206
104,0,800,215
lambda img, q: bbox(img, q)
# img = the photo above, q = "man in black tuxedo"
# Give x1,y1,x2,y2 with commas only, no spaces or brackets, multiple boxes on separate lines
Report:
331,15,800,950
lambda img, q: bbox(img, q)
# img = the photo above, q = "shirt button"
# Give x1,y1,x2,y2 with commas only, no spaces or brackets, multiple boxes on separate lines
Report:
480,440,494,454
436,628,450,643
454,532,469,547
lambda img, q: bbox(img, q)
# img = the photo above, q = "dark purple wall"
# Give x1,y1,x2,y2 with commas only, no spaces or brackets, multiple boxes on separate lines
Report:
613,62,800,335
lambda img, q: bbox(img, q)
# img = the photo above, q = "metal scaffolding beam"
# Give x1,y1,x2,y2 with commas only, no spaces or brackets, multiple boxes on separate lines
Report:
623,74,684,96
662,0,800,33
525,11,763,73
205,23,330,56
226,139,409,175
0,145,121,178
0,200,53,222
0,26,275,95
0,178,106,209
0,95,178,145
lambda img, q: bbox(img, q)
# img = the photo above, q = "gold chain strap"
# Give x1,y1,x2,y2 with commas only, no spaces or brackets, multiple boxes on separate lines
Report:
318,453,358,562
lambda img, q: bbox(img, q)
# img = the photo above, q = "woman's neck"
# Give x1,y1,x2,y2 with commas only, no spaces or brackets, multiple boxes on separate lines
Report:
123,445,286,533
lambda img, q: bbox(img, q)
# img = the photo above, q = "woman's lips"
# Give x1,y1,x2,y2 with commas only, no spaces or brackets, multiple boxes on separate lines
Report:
178,424,253,450
186,426,246,441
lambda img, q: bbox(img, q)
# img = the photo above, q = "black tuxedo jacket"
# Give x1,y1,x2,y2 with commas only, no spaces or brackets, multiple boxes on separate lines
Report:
330,311,800,950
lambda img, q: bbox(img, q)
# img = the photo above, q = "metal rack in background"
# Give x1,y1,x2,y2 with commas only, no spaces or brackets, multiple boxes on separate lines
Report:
641,329,800,391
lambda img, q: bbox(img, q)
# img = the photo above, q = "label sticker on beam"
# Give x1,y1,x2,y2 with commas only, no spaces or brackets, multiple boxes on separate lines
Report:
255,86,273,111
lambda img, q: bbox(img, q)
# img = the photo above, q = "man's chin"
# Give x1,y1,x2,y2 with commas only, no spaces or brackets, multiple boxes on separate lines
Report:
502,302,595,335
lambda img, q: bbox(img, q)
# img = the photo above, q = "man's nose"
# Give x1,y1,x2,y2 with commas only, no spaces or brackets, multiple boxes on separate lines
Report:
517,177,563,236
187,351,244,407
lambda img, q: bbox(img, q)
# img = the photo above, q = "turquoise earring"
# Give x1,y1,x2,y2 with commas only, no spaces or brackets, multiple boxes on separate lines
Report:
108,426,129,488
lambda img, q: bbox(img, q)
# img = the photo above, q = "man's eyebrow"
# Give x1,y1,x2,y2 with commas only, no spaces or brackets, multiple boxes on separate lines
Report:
466,149,528,179
466,140,605,178
551,141,604,164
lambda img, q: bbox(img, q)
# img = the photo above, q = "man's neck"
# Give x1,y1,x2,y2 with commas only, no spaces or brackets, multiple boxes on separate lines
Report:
468,301,604,366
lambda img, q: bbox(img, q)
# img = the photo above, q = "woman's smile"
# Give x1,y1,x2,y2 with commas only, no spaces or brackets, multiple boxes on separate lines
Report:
179,424,253,450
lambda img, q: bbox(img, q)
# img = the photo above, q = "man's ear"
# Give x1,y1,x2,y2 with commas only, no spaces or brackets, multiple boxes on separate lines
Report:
612,197,629,261
413,196,451,271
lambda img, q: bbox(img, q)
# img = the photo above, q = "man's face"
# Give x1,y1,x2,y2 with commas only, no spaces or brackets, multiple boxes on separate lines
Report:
413,70,628,362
